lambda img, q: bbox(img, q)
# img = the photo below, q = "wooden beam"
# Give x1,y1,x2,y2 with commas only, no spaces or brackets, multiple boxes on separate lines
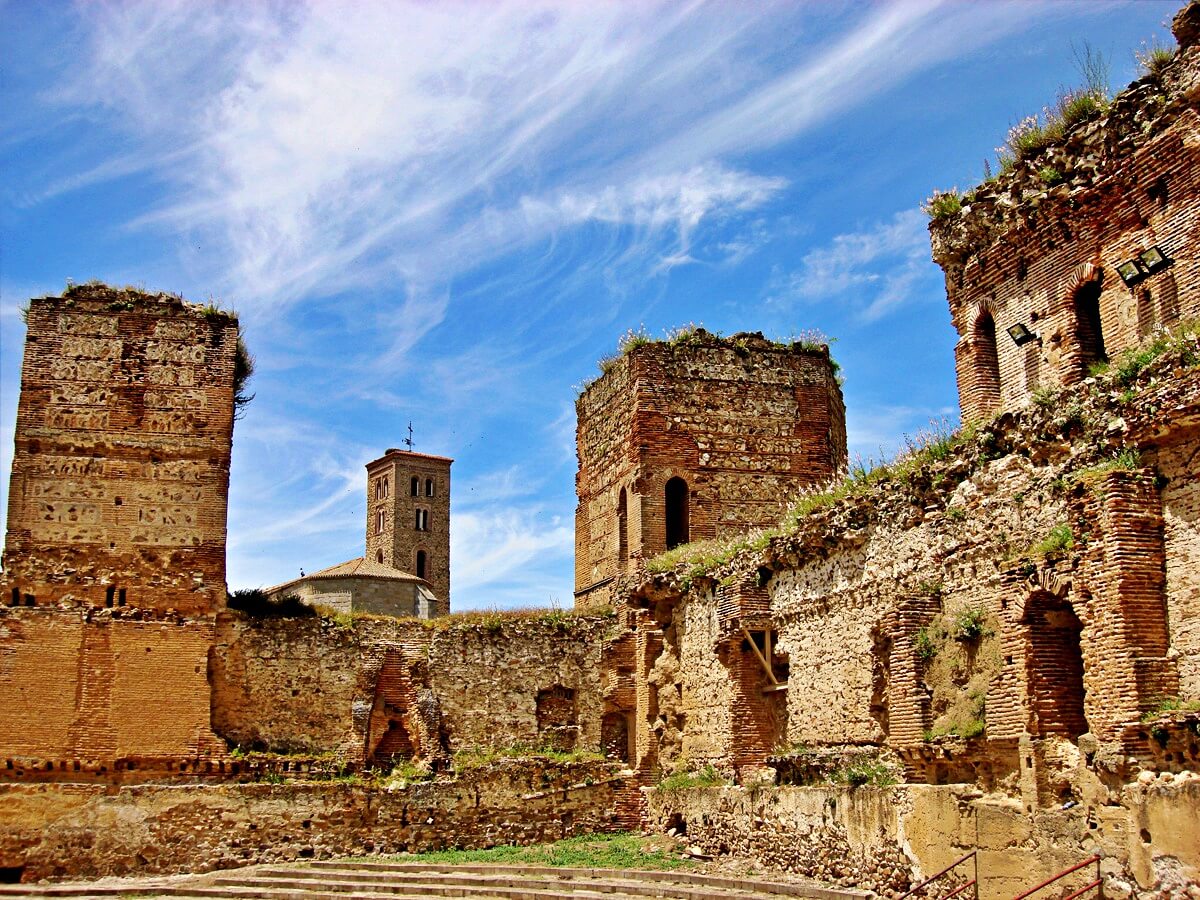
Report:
762,683,789,694
740,626,778,684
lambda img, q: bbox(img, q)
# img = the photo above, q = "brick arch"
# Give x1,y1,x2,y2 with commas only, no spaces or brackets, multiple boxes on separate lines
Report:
969,303,1002,417
1021,590,1088,740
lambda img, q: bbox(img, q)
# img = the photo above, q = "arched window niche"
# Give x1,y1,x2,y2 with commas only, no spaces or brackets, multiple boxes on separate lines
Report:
665,477,689,550
617,487,628,565
973,310,1002,415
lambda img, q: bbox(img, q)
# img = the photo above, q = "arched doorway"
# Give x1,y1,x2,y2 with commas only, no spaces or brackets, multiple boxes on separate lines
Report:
973,311,1001,414
665,477,689,549
1024,591,1088,739
1074,279,1107,374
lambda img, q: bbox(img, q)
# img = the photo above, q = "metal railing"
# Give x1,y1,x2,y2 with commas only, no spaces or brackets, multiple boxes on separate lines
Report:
898,850,978,900
1013,854,1102,900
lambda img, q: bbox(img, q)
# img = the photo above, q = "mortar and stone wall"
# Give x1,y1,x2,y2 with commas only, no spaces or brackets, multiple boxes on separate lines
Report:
575,331,846,609
209,612,611,767
1,285,240,614
0,759,624,882
0,285,241,771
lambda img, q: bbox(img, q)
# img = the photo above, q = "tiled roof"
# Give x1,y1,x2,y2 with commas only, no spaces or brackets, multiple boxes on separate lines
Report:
266,556,429,595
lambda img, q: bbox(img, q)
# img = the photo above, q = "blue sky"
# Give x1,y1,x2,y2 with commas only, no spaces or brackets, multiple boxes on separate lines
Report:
0,1,1181,610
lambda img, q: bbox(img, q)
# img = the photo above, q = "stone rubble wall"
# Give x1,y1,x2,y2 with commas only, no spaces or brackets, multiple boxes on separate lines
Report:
209,612,611,764
0,759,623,882
1,286,240,615
929,7,1200,421
575,331,845,609
646,778,1200,900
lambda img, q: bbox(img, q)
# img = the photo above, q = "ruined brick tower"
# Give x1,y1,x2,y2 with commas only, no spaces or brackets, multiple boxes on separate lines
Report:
929,22,1200,421
365,449,452,608
2,285,241,614
574,330,846,610
1,284,240,767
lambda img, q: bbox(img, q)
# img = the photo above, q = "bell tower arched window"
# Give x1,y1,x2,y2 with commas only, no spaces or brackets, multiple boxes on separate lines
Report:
416,550,427,579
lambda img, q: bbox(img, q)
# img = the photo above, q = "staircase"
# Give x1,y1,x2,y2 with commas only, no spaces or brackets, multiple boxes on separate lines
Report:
0,860,868,900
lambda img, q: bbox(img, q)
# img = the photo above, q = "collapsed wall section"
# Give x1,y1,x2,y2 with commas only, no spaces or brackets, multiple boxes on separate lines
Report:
930,21,1200,421
209,612,611,767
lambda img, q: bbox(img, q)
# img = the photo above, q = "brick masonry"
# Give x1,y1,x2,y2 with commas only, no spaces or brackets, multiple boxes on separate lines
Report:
365,449,452,608
930,28,1200,422
574,331,846,609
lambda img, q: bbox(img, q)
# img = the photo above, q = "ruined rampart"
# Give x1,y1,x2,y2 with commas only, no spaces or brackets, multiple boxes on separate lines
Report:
930,11,1200,421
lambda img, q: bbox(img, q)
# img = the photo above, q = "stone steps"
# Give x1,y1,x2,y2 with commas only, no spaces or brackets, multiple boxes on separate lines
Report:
0,861,867,900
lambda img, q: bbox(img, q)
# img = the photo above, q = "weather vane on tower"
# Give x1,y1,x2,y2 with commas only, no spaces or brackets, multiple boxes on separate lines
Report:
404,421,414,451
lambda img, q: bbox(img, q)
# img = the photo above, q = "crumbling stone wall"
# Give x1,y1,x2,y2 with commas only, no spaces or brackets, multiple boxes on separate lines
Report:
0,758,623,881
646,779,1200,900
209,612,610,766
929,15,1200,421
575,331,846,609
0,285,240,770
2,285,240,614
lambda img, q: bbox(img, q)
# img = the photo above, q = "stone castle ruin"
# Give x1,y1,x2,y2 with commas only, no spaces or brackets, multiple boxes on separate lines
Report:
1,5,1199,897
575,330,846,609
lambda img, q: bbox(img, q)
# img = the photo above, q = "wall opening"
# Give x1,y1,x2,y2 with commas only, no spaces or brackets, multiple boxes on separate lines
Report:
410,476,419,497
665,477,689,550
105,585,115,608
425,478,434,497
617,487,628,566
0,866,24,885
1074,279,1107,372
376,549,384,564
9,587,17,607
601,710,631,763
973,311,1002,414
536,685,579,751
416,550,427,579
1025,591,1088,739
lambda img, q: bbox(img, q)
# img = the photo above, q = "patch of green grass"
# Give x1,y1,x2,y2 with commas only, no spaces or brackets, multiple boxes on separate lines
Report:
1070,448,1142,486
833,761,897,788
915,627,937,662
953,606,990,642
1141,696,1200,722
387,833,696,871
452,745,604,771
924,189,963,220
1032,523,1074,559
655,764,728,792
1037,166,1065,186
1135,40,1175,79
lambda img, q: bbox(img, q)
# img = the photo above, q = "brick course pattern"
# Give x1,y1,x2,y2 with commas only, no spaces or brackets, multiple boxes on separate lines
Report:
930,26,1200,422
574,331,846,609
0,285,239,769
2,286,239,614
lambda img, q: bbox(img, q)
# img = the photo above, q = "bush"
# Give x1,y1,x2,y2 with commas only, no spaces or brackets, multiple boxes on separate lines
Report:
227,589,315,618
953,606,989,641
1033,524,1074,558
924,190,963,220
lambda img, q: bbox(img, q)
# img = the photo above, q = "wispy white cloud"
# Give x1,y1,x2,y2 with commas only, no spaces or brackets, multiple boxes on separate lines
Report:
765,208,936,321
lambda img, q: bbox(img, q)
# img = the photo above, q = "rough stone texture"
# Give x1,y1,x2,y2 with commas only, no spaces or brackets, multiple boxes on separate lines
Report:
366,449,452,609
574,331,845,609
646,778,1200,900
929,30,1200,422
208,612,611,768
1,286,239,614
0,286,239,770
0,759,623,881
